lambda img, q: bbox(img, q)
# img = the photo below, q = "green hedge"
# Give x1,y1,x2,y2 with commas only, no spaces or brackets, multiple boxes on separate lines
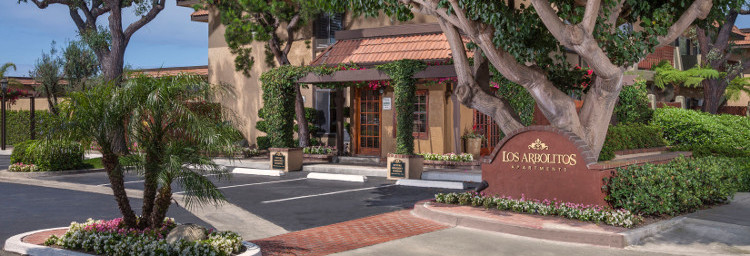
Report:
10,140,85,171
606,156,742,216
651,108,750,157
599,123,667,161
6,110,57,146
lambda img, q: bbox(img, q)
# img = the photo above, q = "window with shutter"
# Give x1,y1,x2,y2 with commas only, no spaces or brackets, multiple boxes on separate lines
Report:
314,13,343,50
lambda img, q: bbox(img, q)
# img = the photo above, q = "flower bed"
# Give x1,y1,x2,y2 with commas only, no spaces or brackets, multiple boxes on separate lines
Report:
419,153,478,168
435,192,641,228
45,218,243,256
303,146,334,163
8,163,40,172
419,153,473,162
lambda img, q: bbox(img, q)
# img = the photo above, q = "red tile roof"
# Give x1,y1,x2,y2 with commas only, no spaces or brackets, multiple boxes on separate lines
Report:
311,33,471,66
638,45,674,70
732,26,750,46
191,10,208,22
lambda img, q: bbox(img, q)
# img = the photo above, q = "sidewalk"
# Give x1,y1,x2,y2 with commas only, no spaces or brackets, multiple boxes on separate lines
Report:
249,193,750,256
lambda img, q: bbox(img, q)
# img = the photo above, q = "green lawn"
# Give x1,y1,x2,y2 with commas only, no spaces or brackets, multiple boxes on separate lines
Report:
82,157,104,169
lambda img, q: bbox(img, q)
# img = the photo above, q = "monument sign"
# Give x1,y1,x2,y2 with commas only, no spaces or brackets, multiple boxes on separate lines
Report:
482,126,611,206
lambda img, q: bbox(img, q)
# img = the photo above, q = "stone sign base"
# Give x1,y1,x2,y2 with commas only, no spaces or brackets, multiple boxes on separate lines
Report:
269,148,303,172
386,153,424,180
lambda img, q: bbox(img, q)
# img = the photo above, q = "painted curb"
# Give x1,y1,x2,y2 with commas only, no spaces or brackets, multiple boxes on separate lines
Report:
0,168,105,179
4,227,94,256
396,179,466,190
232,168,285,177
4,227,262,256
306,172,367,182
621,216,686,246
302,164,387,177
411,201,627,248
420,171,481,183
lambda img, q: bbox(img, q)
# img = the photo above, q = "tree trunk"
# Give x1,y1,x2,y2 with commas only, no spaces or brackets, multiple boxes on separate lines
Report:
101,152,137,228
579,75,624,156
702,79,727,114
150,185,172,229
335,88,345,155
140,150,161,228
295,86,310,147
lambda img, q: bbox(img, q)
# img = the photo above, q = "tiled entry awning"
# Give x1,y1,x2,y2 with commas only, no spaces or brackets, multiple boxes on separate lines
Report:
302,24,473,83
311,33,471,66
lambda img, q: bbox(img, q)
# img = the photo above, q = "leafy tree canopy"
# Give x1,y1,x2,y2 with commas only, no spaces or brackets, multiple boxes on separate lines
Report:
200,0,325,76
322,0,741,83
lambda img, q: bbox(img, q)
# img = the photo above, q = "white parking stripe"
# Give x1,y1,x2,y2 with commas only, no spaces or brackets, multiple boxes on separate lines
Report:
173,178,308,194
260,184,397,204
96,173,223,187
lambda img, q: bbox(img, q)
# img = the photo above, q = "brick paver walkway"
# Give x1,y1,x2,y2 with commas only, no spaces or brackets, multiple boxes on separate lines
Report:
251,210,449,256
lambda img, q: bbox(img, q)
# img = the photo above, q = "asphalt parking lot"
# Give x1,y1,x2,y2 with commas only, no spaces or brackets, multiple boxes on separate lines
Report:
35,168,461,231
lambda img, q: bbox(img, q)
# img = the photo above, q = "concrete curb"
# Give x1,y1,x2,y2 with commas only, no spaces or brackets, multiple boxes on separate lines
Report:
232,168,285,177
411,201,627,248
307,172,367,182
420,170,481,183
396,179,466,190
621,216,686,246
0,168,105,179
302,164,387,177
3,227,94,256
4,227,262,256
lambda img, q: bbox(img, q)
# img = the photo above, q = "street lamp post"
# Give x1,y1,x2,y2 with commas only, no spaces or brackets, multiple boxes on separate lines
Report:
1,77,7,150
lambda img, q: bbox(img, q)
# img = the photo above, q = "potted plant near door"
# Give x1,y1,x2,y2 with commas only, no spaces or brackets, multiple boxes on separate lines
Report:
463,126,485,160
380,60,426,180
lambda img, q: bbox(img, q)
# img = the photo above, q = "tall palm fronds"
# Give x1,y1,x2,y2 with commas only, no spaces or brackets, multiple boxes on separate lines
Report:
1,62,17,79
121,74,238,228
57,83,138,227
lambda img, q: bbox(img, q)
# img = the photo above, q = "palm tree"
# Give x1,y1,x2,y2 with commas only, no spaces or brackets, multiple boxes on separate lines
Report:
57,83,139,227
1,62,17,79
121,74,237,229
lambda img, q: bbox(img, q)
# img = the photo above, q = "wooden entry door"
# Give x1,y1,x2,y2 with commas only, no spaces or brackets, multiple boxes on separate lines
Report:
473,110,502,156
355,89,381,156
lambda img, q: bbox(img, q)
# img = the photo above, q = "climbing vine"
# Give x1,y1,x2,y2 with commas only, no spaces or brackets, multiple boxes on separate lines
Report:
377,59,427,155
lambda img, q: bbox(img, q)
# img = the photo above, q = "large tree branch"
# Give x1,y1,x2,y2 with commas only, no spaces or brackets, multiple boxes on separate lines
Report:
656,0,713,46
282,14,301,56
28,0,72,8
438,18,523,134
442,0,585,138
713,10,739,54
581,0,601,34
124,0,166,42
530,0,621,78
604,0,625,30
696,27,711,57
529,0,576,46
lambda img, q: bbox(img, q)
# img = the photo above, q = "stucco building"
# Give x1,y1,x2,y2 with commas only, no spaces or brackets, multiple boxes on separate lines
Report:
177,1,748,158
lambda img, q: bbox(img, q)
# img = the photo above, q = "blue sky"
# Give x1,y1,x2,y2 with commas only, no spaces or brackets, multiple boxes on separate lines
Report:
1,3,750,77
0,1,207,77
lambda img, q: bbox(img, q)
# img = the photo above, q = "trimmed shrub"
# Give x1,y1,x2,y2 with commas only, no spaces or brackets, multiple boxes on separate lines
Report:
599,123,667,161
606,156,742,216
10,139,85,171
10,140,35,164
256,136,270,150
651,108,750,157
737,157,750,192
614,81,653,124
